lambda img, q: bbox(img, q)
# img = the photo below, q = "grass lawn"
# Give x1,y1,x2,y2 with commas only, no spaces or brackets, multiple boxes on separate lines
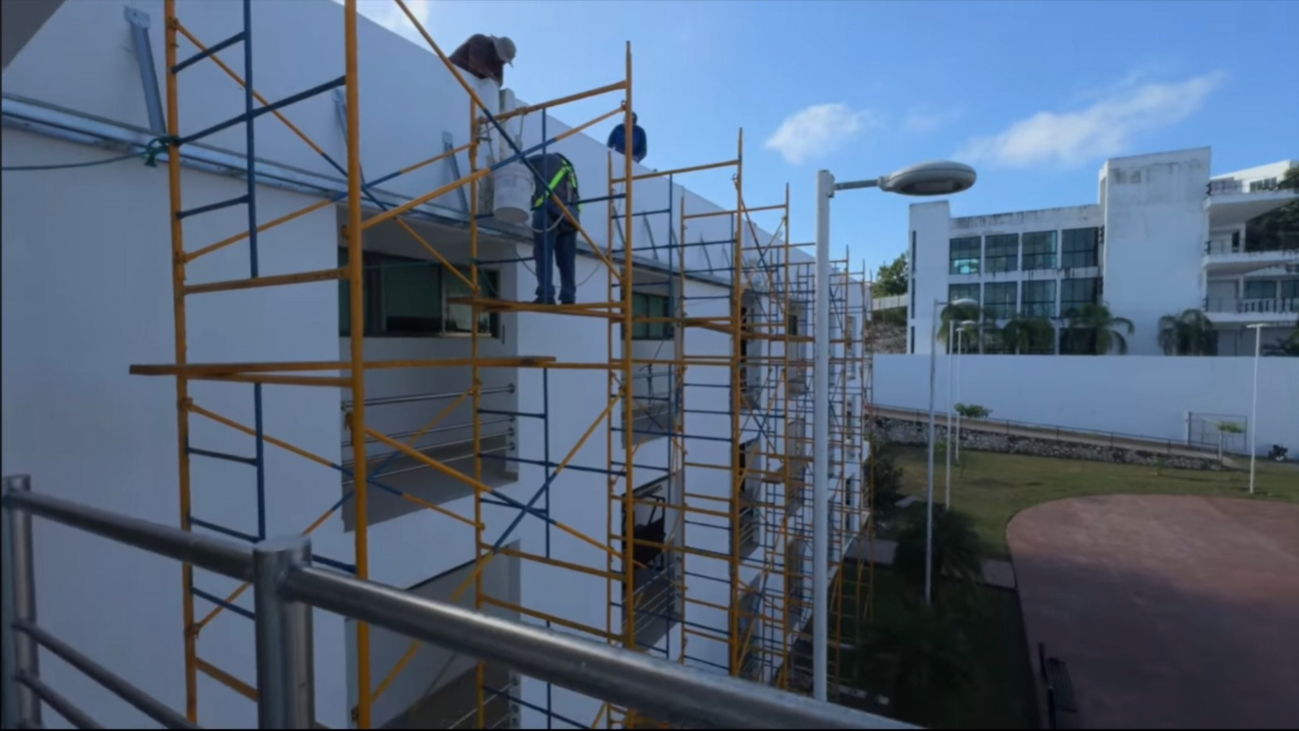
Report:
837,566,1036,728
888,446,1299,559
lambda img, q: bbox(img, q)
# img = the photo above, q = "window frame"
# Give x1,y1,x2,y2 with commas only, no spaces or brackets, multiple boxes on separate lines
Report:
983,281,1017,320
1243,280,1278,301
1022,230,1058,271
338,249,501,339
984,233,1019,273
949,236,981,275
1021,280,1057,319
1061,227,1100,269
1060,277,1100,318
631,291,673,340
948,283,981,308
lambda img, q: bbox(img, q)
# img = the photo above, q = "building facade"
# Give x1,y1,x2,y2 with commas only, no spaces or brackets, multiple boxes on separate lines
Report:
1,1,871,729
908,148,1298,356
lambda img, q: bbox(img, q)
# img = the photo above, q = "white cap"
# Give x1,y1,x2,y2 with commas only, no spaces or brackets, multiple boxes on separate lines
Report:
492,36,516,66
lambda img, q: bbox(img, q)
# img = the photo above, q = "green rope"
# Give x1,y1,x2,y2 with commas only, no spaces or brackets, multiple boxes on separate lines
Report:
3,135,178,172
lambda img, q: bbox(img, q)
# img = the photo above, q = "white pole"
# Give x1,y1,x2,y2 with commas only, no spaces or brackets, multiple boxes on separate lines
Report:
1249,325,1261,495
955,329,964,466
945,320,954,509
812,169,832,701
925,299,939,606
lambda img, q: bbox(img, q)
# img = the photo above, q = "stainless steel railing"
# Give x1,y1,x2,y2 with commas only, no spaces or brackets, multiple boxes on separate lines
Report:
1,475,911,730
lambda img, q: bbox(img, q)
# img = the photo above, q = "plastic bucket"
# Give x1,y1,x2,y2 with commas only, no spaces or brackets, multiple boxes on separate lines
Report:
493,163,534,226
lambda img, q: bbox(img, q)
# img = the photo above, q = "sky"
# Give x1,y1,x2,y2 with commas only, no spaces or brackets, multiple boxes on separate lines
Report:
352,0,1299,276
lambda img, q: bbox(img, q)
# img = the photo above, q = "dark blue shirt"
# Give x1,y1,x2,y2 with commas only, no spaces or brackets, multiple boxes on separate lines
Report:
607,123,647,163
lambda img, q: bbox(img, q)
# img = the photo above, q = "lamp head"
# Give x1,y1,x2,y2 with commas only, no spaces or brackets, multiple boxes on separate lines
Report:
950,297,978,308
879,160,977,196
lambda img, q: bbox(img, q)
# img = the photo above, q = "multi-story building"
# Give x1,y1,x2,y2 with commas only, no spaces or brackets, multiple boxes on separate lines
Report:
907,148,1298,356
1,2,874,729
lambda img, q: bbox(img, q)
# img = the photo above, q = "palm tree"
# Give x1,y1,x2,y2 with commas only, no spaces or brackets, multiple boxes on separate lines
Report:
1000,315,1054,354
935,302,989,351
1158,309,1217,355
892,509,983,602
1063,302,1135,355
1263,322,1299,357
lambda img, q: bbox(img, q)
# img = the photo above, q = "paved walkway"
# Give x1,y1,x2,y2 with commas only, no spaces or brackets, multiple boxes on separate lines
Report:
850,536,1017,590
1008,495,1299,729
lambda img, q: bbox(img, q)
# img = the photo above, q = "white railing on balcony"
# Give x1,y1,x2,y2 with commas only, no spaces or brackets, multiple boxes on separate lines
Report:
1204,297,1299,314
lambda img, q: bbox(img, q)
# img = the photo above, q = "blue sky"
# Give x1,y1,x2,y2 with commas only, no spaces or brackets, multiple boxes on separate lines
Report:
357,0,1299,276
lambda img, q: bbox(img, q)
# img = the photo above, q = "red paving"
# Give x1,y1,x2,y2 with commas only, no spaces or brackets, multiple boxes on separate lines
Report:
1008,495,1299,729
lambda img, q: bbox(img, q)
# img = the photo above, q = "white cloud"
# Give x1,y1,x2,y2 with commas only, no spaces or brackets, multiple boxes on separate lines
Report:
902,107,963,135
957,71,1226,168
763,103,883,165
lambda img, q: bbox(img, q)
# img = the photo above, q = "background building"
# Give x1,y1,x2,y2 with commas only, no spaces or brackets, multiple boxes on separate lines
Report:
907,148,1298,356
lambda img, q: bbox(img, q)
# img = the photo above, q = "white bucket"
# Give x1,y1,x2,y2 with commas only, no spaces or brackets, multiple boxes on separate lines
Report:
492,162,534,226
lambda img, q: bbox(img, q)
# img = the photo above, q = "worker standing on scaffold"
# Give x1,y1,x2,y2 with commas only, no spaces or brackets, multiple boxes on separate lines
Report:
526,153,580,305
448,34,516,87
607,113,648,164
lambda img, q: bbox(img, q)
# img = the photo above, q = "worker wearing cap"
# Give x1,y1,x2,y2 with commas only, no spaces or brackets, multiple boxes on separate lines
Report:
527,153,581,305
607,113,648,164
448,34,516,86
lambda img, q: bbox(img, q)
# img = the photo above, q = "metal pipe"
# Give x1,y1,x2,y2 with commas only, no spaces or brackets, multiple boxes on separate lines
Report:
2,475,41,727
11,621,196,729
945,319,954,509
811,169,833,702
1,489,253,582
341,385,513,410
16,674,100,730
283,565,907,730
253,537,315,729
926,300,939,606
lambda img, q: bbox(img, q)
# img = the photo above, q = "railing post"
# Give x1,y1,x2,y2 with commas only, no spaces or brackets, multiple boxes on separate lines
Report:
2,475,41,730
253,536,315,729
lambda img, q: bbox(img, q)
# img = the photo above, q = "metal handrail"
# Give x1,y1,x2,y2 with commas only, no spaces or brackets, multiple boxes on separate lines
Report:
2,477,911,730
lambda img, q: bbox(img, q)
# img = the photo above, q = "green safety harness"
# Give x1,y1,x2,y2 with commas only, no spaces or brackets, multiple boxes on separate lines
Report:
533,157,581,214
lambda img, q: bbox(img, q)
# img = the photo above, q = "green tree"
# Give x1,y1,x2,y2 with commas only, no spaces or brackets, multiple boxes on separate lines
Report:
955,403,991,419
853,607,972,726
892,509,984,602
865,439,906,520
999,315,1054,355
1244,166,1299,251
875,253,909,297
1158,309,1217,355
935,302,989,350
1062,302,1135,355
1263,321,1299,357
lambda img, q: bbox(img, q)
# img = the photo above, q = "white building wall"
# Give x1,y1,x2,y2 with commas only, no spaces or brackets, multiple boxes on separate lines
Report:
874,354,1299,452
1100,148,1211,355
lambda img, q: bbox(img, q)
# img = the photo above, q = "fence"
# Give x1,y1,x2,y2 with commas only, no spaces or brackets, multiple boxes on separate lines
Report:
873,405,1219,458
0,475,908,730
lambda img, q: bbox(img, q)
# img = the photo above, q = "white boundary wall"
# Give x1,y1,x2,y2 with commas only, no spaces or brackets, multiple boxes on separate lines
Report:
874,355,1299,453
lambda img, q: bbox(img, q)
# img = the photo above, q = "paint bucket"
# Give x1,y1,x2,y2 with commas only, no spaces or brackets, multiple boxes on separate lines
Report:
492,163,534,226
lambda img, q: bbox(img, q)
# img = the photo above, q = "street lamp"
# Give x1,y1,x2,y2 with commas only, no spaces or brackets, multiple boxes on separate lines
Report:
947,319,977,507
813,160,976,700
1246,323,1266,494
927,297,976,608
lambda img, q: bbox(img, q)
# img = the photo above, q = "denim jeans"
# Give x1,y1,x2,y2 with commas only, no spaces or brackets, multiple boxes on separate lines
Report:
533,208,577,304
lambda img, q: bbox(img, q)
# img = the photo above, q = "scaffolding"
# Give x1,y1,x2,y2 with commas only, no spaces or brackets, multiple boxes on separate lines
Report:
128,0,875,727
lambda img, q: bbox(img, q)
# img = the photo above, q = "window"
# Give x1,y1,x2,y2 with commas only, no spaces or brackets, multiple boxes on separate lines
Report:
1060,278,1100,318
1281,279,1299,300
948,283,980,307
339,250,500,338
1249,177,1279,192
1244,280,1278,300
949,236,981,275
984,234,1018,273
1021,280,1056,318
785,539,804,610
909,326,915,353
1026,324,1055,354
1022,231,1058,270
735,580,763,680
984,282,1017,320
1062,228,1100,268
631,292,672,340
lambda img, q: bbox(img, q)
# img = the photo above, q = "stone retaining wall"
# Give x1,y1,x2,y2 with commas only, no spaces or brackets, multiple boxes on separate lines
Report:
875,416,1224,471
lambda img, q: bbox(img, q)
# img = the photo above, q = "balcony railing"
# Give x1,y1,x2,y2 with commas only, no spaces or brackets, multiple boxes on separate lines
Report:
1,475,906,730
1205,239,1299,256
1204,297,1299,314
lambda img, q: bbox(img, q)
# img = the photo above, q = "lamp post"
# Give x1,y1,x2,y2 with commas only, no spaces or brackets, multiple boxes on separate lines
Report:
928,298,976,606
814,160,976,698
1246,323,1266,494
948,320,976,507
